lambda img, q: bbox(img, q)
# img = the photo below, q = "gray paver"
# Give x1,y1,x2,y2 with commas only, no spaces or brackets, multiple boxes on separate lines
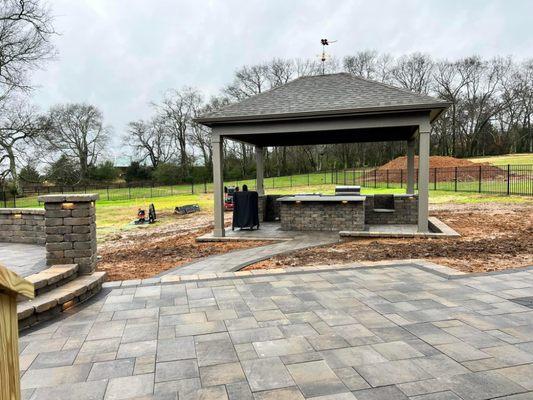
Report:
29,349,78,369
17,262,533,399
355,359,433,386
242,357,295,392
105,373,154,399
29,380,107,400
252,387,304,399
155,359,199,382
21,364,92,389
287,360,347,397
253,337,313,357
88,358,135,381
200,362,246,386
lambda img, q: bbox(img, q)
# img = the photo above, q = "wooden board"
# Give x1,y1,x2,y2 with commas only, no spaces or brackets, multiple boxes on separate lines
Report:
0,293,21,400
0,264,34,299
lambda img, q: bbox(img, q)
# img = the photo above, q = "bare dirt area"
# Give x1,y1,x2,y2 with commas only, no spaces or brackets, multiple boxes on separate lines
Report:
246,202,533,273
97,211,267,281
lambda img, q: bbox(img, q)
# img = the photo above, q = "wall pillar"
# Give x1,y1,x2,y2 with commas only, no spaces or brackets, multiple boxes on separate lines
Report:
406,137,415,194
38,194,98,274
255,146,265,196
212,135,225,237
417,126,431,232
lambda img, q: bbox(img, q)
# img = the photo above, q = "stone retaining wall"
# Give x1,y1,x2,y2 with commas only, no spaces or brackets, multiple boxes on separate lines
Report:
280,201,365,231
38,194,99,274
364,194,418,225
0,208,45,244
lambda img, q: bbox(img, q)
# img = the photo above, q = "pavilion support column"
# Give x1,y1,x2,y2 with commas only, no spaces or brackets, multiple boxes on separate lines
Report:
406,137,415,194
417,125,431,232
212,135,225,237
255,146,265,196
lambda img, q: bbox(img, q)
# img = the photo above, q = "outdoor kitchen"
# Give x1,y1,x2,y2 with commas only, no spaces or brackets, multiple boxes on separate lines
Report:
255,186,419,232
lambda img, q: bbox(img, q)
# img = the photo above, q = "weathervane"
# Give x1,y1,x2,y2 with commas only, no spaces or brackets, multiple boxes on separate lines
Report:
319,38,337,75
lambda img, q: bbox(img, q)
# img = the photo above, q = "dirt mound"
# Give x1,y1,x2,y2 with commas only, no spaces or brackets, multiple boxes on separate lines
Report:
370,156,506,183
379,156,479,170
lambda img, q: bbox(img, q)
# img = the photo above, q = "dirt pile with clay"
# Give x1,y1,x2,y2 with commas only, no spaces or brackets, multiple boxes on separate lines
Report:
368,156,506,183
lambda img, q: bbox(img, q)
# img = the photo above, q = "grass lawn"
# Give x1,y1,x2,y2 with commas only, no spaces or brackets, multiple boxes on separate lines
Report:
468,153,533,165
93,184,531,238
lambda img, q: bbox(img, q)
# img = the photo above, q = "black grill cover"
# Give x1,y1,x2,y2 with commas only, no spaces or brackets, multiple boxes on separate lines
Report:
232,191,260,230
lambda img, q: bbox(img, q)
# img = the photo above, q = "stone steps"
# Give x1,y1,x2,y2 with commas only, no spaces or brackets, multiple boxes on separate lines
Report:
17,271,106,330
22,264,79,297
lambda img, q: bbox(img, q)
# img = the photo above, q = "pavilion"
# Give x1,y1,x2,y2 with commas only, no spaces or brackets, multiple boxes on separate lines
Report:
195,73,450,237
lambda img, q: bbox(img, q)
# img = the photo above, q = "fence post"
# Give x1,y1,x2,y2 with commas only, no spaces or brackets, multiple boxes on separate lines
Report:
454,167,458,192
386,170,389,188
507,164,511,196
374,169,377,188
2,190,6,208
400,169,403,188
307,173,310,186
478,165,482,193
434,168,437,191
106,186,110,201
128,185,131,199
204,180,207,194
191,179,194,194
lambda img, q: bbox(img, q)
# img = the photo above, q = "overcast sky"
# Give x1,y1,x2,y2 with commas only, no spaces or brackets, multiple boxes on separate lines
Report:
31,0,533,156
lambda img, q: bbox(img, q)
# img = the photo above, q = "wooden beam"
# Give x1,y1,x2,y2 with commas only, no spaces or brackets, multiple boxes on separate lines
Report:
0,264,34,299
0,265,34,400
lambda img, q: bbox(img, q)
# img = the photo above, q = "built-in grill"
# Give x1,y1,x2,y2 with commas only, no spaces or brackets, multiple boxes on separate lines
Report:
335,185,361,196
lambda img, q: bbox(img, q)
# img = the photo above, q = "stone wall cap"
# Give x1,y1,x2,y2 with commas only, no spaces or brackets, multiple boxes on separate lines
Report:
37,193,99,203
277,195,366,202
0,208,44,214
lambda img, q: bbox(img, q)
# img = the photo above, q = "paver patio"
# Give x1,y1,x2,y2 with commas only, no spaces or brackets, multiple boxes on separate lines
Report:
0,242,46,277
18,262,533,399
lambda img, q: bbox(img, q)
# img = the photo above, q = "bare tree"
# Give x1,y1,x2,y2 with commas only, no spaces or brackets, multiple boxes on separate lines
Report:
391,53,434,93
190,96,230,170
0,0,55,100
0,100,40,189
224,64,270,100
42,103,110,181
155,87,202,172
126,117,175,168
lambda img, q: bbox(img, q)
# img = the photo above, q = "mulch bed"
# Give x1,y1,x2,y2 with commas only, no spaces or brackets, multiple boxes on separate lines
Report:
97,213,268,281
245,202,533,273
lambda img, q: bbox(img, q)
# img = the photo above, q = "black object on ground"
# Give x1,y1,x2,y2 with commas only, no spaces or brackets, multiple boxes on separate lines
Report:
175,204,201,215
134,204,157,224
232,191,259,230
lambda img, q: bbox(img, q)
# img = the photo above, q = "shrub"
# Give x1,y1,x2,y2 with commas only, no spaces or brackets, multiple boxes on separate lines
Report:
152,162,180,185
88,161,120,181
124,161,152,182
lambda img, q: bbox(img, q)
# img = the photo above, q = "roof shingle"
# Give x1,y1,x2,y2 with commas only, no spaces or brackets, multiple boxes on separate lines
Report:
197,73,449,124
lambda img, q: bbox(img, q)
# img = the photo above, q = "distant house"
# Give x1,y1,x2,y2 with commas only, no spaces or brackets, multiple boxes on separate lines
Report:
113,156,134,177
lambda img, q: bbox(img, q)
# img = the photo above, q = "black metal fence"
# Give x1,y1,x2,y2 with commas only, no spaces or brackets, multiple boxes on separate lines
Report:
1,163,531,208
